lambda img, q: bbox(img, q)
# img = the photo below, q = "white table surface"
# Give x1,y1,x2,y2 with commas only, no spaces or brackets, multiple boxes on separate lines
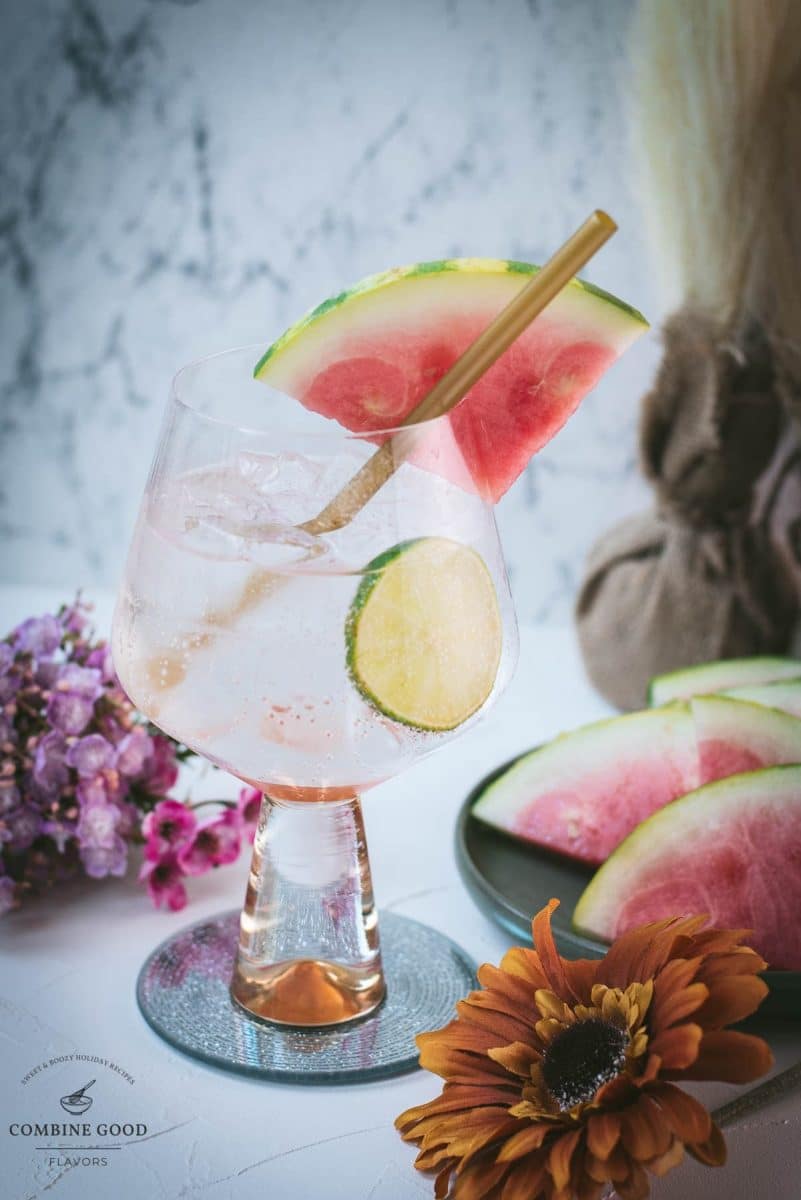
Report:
1,585,799,1200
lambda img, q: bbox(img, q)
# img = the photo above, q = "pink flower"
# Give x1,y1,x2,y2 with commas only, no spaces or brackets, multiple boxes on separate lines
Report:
178,810,242,876
236,787,262,843
141,799,197,861
141,735,179,796
139,856,188,912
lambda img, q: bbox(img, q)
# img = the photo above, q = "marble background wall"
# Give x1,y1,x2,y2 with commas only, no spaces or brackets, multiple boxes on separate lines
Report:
0,0,663,624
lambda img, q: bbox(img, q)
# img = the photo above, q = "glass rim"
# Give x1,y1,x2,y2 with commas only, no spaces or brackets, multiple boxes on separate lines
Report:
170,342,456,441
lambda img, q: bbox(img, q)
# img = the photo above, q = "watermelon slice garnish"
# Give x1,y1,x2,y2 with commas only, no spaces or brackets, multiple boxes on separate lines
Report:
254,260,647,502
573,766,801,970
472,696,801,865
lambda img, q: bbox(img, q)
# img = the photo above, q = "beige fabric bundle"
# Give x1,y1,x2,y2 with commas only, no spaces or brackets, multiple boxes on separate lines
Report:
576,0,801,709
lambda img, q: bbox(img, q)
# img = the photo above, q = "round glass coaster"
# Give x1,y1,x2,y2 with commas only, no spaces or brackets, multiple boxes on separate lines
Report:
136,909,477,1084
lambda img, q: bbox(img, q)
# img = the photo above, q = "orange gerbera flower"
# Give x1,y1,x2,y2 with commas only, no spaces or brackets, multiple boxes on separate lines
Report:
396,901,773,1200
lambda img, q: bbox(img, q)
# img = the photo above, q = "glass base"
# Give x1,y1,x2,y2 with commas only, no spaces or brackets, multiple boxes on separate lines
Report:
136,909,477,1084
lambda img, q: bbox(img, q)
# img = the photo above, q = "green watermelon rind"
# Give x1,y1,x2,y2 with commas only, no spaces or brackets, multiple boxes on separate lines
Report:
572,764,801,942
647,657,801,707
721,677,801,718
253,258,648,377
691,693,801,757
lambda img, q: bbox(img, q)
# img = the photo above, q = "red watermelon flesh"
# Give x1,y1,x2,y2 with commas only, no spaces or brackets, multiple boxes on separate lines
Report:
301,324,616,499
472,706,699,864
472,696,801,866
573,767,801,969
254,262,647,503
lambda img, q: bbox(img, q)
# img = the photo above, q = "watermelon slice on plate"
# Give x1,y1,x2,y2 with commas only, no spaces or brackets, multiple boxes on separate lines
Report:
573,765,801,970
721,677,801,719
254,260,647,502
648,656,801,706
471,696,801,865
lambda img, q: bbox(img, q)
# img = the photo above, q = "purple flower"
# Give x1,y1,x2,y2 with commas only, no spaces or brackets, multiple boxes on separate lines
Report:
77,772,123,813
46,662,104,736
80,836,128,879
2,806,43,852
35,660,61,688
86,644,116,683
33,731,69,794
77,798,121,845
141,735,179,795
142,799,196,860
42,818,76,853
13,615,62,657
139,855,187,912
61,602,89,636
0,665,20,704
67,734,116,778
0,783,20,815
0,644,13,673
178,810,241,876
116,727,152,778
46,692,95,736
0,715,15,747
55,663,103,700
0,874,17,914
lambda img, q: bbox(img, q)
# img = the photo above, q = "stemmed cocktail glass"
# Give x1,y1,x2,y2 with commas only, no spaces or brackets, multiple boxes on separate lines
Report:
113,346,518,1076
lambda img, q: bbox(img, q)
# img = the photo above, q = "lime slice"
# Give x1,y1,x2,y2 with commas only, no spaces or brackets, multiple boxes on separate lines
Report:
346,537,502,731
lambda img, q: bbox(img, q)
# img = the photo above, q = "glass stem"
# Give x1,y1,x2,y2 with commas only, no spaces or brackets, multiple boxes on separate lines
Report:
230,793,385,1027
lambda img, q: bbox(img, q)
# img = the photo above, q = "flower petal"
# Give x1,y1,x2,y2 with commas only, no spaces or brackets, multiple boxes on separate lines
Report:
676,1030,773,1083
495,1123,550,1163
695,946,768,984
645,1136,684,1177
548,1128,581,1190
686,1121,727,1167
647,1082,711,1143
534,988,575,1024
434,1163,452,1199
453,1158,509,1200
499,946,550,990
615,1161,651,1200
532,900,580,1002
648,1022,703,1069
651,981,709,1032
586,1112,621,1160
499,1159,547,1200
396,1085,515,1132
477,963,542,1009
620,1096,672,1160
456,999,540,1047
598,916,706,988
487,1041,542,1078
692,974,770,1029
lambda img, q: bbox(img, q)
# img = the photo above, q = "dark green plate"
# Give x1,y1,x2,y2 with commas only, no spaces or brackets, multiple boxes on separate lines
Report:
455,758,801,1021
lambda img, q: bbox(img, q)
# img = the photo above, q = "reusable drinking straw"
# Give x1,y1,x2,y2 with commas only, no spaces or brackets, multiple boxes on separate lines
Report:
301,209,618,534
194,211,618,641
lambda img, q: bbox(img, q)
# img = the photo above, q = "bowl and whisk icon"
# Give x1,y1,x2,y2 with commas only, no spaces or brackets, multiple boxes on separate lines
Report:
59,1079,95,1115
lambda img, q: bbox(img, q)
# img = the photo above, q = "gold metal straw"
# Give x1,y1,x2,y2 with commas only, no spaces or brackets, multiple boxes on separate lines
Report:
155,210,618,678
302,209,617,535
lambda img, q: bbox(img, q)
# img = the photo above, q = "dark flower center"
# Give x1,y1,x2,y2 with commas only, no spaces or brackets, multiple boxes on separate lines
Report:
542,1018,628,1110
